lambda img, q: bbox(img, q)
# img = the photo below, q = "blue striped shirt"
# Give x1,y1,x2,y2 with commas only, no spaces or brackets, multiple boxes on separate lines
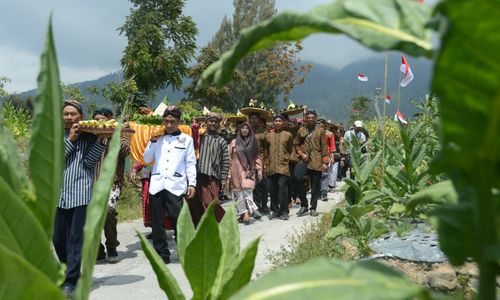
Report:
59,130,106,209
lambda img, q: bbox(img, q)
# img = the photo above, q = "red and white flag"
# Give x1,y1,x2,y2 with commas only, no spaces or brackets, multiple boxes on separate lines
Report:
400,55,414,87
357,73,368,82
394,110,408,126
385,95,392,104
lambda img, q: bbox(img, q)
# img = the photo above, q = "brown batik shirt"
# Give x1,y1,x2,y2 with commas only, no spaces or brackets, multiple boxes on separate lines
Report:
294,125,329,171
254,127,267,161
286,126,300,164
264,130,293,176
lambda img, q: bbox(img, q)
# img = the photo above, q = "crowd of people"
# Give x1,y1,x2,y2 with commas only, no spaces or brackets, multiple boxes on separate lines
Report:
55,99,368,297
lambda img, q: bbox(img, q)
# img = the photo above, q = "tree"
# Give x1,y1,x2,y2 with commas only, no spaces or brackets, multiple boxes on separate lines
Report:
184,45,241,111
0,76,10,98
119,0,198,105
348,96,372,125
189,0,310,111
101,79,140,115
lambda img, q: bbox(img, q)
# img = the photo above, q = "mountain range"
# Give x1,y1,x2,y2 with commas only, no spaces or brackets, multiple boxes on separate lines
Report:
17,53,433,124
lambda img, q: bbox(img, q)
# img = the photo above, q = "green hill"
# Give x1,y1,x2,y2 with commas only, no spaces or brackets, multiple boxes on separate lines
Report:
16,53,432,124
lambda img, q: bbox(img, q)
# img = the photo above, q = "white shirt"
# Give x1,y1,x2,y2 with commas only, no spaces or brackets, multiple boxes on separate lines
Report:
344,129,366,145
143,132,197,196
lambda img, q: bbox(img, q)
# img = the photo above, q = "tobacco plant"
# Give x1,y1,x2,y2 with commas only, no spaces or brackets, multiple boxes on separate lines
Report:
0,19,122,300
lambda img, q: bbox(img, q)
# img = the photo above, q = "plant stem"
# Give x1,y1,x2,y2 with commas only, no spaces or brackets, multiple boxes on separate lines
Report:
474,170,497,300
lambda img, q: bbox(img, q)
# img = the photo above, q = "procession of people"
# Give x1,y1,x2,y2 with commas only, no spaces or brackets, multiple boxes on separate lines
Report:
56,98,367,296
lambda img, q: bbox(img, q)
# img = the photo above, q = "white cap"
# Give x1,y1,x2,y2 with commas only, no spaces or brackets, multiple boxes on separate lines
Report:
354,120,363,128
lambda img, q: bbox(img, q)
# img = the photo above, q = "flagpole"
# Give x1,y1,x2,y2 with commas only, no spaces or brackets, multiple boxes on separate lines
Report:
381,52,389,186
397,63,402,112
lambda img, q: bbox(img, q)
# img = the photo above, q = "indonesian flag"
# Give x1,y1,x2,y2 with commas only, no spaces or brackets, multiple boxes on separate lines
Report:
400,55,414,87
357,73,368,82
394,110,408,126
385,95,392,104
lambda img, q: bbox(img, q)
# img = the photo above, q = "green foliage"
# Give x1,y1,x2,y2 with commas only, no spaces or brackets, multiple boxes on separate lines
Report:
140,202,260,300
193,0,310,111
0,19,121,299
29,25,65,239
429,1,500,298
1,100,31,138
232,258,432,300
0,244,65,300
267,214,345,268
129,113,164,125
196,0,433,91
349,96,372,125
0,75,10,97
331,204,389,254
119,0,198,98
343,137,382,204
138,232,186,300
101,79,140,112
116,175,143,222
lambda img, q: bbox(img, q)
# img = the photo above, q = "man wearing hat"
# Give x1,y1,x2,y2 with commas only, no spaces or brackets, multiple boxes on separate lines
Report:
54,100,108,296
92,107,131,264
343,120,367,179
144,106,197,264
264,114,293,220
190,112,230,225
293,109,330,217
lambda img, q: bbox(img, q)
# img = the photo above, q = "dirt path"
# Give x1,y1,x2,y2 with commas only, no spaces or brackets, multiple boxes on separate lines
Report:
90,186,344,299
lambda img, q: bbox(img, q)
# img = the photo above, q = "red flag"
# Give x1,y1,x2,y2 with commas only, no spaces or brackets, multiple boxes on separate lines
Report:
394,110,408,126
385,95,392,104
357,73,368,82
400,55,414,87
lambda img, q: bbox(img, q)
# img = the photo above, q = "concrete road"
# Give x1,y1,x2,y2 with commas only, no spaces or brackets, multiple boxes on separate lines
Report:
90,186,344,299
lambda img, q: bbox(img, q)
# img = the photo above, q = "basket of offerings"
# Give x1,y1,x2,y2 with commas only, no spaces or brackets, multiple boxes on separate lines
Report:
78,119,135,135
280,101,306,116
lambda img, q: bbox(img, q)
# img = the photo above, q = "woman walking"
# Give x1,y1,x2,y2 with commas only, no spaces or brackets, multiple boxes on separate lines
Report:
229,122,262,224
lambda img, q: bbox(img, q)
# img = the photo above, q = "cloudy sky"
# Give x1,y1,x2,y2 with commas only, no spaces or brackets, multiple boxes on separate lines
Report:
0,0,379,93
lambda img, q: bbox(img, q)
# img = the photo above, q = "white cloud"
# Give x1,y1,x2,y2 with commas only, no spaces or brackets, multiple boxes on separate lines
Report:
0,45,112,93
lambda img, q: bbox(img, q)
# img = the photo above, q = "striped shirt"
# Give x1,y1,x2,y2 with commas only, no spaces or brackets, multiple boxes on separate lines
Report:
59,131,106,209
197,133,230,181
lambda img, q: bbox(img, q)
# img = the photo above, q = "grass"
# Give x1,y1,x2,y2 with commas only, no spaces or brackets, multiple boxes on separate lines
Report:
116,175,143,222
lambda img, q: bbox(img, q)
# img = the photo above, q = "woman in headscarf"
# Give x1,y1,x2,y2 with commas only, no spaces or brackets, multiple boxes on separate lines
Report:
229,122,262,224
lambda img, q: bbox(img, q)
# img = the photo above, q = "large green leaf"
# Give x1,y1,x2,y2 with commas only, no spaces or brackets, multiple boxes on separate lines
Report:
0,245,66,300
177,199,196,266
74,124,123,300
197,0,432,90
0,117,35,208
406,180,457,212
28,18,64,238
332,208,347,228
230,258,431,300
345,204,375,220
0,177,61,283
432,0,499,297
211,204,240,299
137,231,186,300
184,203,222,300
359,151,382,184
218,238,260,300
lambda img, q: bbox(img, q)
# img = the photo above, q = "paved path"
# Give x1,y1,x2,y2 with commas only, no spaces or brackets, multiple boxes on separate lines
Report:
90,187,344,299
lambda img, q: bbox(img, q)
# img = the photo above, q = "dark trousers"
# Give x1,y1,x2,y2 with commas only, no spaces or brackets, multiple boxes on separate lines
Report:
253,176,269,210
98,207,119,255
269,174,289,214
297,169,322,210
53,206,87,286
150,189,183,260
